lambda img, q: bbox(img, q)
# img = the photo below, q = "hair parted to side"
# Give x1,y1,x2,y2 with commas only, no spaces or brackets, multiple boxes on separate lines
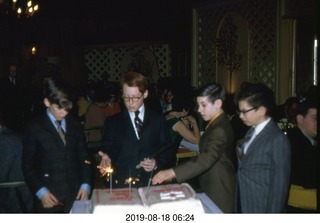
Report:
43,78,73,111
296,99,317,117
196,82,226,104
120,72,148,94
235,82,275,116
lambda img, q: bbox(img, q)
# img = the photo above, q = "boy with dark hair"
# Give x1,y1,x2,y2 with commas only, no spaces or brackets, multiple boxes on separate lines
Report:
234,82,291,213
22,78,91,213
287,100,318,212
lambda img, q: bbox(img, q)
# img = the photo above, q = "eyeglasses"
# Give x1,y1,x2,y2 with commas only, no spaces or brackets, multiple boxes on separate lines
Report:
122,94,143,102
236,107,258,115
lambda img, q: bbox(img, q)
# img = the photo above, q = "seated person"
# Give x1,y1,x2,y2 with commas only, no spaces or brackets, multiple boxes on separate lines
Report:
101,86,121,117
84,86,109,142
165,97,201,153
274,97,299,124
76,87,91,123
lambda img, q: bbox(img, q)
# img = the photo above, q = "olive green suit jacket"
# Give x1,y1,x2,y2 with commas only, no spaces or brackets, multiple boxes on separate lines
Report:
174,112,236,213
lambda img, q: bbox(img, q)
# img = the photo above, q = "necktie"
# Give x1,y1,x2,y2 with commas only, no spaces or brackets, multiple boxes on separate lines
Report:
56,120,66,145
236,127,255,160
134,110,143,139
10,77,15,85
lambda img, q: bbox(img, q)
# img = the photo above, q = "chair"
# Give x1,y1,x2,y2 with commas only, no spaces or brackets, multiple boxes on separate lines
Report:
175,147,198,166
83,125,104,155
0,181,29,213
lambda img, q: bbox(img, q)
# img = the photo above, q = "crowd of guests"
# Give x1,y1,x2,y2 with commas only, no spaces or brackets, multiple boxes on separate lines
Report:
0,63,318,213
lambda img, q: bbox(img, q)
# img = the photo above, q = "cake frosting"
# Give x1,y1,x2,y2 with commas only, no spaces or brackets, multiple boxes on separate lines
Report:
139,183,204,214
91,183,204,213
91,188,145,213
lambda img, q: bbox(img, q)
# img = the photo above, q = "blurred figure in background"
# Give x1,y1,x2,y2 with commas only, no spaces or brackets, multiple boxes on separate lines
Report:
0,63,25,133
84,85,109,142
166,95,200,153
0,112,33,213
273,96,299,124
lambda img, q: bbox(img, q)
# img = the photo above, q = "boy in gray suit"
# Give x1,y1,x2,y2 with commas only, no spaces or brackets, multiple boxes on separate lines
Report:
234,83,291,213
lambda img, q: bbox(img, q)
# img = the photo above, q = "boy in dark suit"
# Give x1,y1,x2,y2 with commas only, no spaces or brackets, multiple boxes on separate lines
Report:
287,100,318,212
234,83,291,213
22,78,91,213
98,72,172,188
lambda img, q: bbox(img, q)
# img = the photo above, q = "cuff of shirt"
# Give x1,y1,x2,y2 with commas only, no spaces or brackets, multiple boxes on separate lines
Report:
81,183,91,194
36,187,49,199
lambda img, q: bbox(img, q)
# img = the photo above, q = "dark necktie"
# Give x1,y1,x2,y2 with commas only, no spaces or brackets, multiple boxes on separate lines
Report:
56,120,66,145
134,110,143,139
10,77,16,85
236,127,255,160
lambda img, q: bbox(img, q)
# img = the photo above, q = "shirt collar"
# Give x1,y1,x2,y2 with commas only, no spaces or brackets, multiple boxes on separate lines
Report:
46,108,66,131
300,129,316,146
253,117,271,136
129,104,145,121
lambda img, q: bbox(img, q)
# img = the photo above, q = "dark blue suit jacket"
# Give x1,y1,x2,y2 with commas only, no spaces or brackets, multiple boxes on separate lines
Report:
22,113,91,212
102,106,172,187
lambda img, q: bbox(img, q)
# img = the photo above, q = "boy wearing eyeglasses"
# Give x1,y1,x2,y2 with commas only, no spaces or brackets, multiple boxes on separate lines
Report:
234,83,291,213
98,72,172,188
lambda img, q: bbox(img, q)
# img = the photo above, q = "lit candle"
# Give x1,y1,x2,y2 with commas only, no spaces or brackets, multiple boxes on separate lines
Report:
128,177,132,192
106,168,113,193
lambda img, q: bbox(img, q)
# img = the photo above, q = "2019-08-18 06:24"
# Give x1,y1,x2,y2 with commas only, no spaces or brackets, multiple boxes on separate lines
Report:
125,213,195,222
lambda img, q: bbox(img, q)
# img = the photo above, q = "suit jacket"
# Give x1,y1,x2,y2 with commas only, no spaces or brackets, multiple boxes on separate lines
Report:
22,113,91,212
102,106,172,187
236,119,291,213
0,76,24,131
0,127,33,213
287,127,319,211
287,128,317,188
174,113,236,213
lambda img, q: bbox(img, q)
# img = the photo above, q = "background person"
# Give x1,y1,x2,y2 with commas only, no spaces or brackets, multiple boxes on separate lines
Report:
286,99,318,212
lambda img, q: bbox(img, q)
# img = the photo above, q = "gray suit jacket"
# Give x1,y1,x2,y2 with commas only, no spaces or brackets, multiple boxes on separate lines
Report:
236,119,291,213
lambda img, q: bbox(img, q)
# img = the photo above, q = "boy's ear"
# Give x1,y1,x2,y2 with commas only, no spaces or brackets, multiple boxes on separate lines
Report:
215,99,223,108
43,98,50,108
143,89,148,99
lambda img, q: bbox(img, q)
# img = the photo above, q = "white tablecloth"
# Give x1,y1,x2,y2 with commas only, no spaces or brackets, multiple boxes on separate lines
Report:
70,193,223,214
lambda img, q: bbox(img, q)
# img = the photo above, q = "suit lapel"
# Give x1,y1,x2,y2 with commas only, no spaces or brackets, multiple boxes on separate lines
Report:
140,107,150,135
123,110,138,140
244,120,274,157
42,114,67,147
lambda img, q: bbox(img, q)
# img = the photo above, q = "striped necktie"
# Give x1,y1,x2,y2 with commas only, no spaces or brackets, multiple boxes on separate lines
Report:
236,127,255,160
56,120,66,145
134,110,143,139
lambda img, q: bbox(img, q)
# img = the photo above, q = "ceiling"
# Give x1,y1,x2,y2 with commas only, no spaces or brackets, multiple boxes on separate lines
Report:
1,0,211,45
37,0,206,23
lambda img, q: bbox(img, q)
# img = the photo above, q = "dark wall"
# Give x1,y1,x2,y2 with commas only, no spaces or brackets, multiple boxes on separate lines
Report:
0,0,208,87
